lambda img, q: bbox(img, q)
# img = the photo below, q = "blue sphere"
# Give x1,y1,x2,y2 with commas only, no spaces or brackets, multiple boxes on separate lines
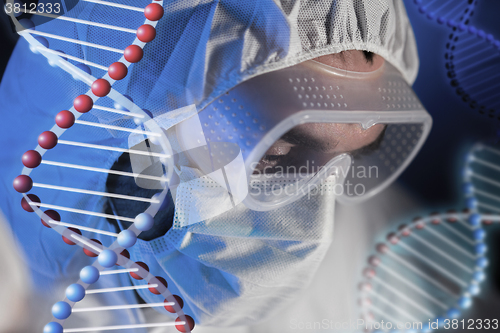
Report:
458,23,467,32
477,30,486,39
117,230,137,248
462,183,473,195
30,36,49,53
447,308,460,319
475,243,487,255
80,266,100,284
466,197,477,209
72,64,92,81
152,193,170,211
134,109,153,125
468,283,480,296
35,36,49,48
11,0,24,17
18,18,35,30
468,213,481,227
135,213,154,231
473,270,486,282
447,20,456,28
458,296,472,309
463,168,472,180
52,301,72,320
435,317,446,328
98,250,118,268
437,16,445,25
114,95,133,111
66,283,86,302
75,63,92,75
468,26,477,34
473,229,485,241
43,322,63,333
495,40,500,49
476,257,488,268
49,50,66,67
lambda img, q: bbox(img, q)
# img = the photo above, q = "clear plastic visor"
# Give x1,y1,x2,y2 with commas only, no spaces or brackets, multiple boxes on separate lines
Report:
246,120,427,210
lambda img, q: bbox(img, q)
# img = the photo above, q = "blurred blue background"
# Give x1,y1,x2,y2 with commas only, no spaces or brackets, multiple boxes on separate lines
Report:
399,1,500,326
400,0,500,207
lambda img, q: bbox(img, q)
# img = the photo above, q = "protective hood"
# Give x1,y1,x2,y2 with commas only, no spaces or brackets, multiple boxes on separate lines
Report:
128,0,419,119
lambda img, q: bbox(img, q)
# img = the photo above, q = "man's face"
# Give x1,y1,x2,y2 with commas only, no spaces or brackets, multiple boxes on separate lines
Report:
254,50,386,174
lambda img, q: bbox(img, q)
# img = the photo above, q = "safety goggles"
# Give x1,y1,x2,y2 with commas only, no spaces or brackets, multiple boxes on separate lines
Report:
175,59,432,211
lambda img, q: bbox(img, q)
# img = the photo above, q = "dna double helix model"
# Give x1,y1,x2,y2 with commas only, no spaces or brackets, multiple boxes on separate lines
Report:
408,0,500,122
359,142,500,332
7,0,195,332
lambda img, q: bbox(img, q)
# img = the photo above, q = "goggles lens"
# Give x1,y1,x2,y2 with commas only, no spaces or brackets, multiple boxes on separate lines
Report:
248,122,426,205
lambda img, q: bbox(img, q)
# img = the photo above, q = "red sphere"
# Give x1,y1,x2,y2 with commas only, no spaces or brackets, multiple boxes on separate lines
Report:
116,249,130,266
124,45,144,63
175,315,195,333
22,150,42,168
413,216,425,229
148,276,168,295
83,239,102,257
144,3,164,21
368,255,380,267
91,79,111,97
38,131,58,149
398,224,411,237
74,94,93,113
13,175,33,193
375,243,389,254
137,24,156,43
121,249,130,259
164,295,184,313
130,261,149,280
358,282,372,292
387,232,399,245
108,62,128,80
42,209,60,228
446,209,458,223
430,212,441,225
363,268,376,278
21,194,40,212
62,227,82,245
359,298,372,306
55,110,75,128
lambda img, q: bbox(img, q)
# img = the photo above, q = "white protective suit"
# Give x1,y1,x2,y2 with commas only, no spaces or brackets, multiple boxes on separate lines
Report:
0,0,420,331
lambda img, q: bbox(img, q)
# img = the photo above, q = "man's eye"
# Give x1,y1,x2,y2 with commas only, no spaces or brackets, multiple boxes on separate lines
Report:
262,155,283,162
